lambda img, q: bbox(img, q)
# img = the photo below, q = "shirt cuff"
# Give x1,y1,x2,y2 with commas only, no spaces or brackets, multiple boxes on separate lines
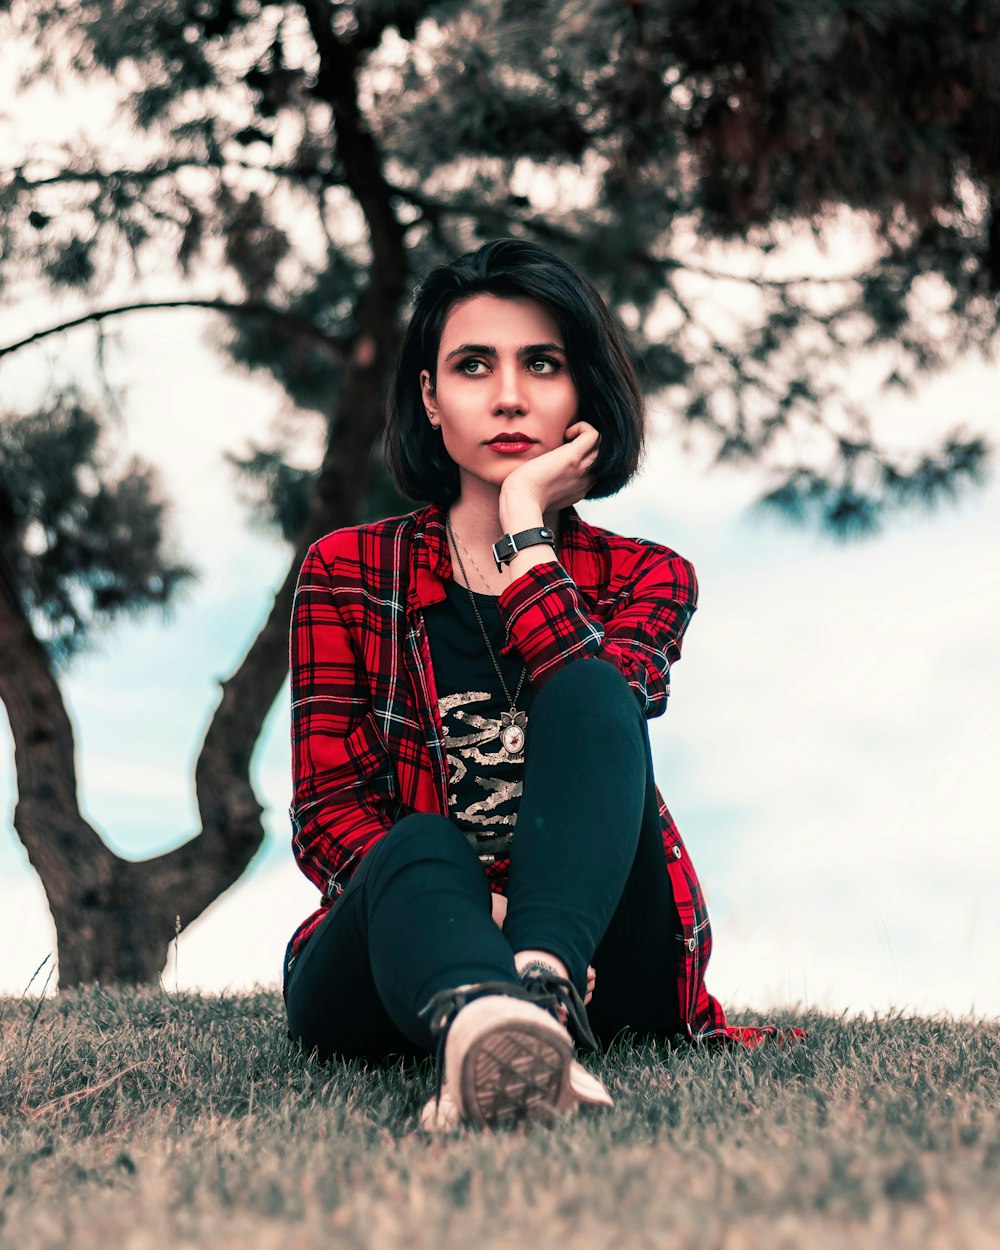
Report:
496,561,603,679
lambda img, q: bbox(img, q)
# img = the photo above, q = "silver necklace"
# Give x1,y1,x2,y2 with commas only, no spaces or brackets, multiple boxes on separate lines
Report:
450,526,499,592
447,517,529,756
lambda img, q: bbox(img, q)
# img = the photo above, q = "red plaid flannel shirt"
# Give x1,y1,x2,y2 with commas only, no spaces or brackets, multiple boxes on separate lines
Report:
288,501,804,1047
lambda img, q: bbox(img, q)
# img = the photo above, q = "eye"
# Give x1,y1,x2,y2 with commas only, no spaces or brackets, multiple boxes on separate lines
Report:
456,357,489,375
527,356,561,374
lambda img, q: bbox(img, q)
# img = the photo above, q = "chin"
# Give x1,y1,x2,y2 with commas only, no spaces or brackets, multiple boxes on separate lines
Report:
459,464,504,486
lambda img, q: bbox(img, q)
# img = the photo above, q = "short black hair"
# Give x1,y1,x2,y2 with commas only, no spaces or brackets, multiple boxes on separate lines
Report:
381,238,646,506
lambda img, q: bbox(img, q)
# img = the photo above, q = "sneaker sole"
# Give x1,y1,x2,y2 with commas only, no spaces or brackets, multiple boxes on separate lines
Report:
458,1017,575,1128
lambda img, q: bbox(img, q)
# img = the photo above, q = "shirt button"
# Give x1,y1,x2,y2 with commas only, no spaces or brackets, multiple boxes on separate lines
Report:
672,846,682,859
687,937,696,952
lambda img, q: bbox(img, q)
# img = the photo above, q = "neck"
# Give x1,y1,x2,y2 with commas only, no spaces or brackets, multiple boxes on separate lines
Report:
445,489,562,595
446,489,561,553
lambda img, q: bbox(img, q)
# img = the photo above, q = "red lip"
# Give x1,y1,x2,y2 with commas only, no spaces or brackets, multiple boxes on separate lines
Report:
487,432,537,444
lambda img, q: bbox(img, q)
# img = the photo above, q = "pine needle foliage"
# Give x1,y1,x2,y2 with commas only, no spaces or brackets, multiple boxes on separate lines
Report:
3,0,998,554
0,398,194,660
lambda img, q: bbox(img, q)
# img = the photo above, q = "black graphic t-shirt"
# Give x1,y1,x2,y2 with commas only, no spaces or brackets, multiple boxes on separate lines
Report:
423,579,537,862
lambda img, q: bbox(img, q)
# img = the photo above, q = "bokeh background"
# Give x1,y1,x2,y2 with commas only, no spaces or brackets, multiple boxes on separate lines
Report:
2,2,998,1017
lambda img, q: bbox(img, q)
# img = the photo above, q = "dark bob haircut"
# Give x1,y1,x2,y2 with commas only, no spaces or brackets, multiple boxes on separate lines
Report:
381,238,646,507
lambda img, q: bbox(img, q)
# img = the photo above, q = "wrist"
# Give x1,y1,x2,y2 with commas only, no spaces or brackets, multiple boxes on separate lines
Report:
498,489,544,535
493,523,558,574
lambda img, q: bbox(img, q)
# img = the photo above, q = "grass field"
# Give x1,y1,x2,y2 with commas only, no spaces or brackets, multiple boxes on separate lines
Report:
1,985,999,1250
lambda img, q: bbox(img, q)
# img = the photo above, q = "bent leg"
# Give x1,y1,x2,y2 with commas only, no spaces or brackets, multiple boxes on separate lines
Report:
585,719,685,1044
502,658,684,1041
285,813,519,1059
502,660,648,994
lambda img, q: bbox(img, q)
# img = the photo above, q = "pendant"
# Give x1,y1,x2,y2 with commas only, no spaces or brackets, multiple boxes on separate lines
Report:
499,709,527,755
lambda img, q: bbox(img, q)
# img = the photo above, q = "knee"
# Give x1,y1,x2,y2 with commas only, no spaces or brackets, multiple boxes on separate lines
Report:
369,812,477,875
535,659,636,721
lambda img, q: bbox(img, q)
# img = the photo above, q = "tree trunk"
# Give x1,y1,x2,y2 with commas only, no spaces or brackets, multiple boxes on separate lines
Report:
0,567,173,983
0,5,409,987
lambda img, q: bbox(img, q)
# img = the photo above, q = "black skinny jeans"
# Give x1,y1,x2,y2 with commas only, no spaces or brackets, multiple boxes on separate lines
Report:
284,658,684,1058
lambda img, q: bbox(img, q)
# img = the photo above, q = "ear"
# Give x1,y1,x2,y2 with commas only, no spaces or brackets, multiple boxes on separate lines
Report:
419,369,437,418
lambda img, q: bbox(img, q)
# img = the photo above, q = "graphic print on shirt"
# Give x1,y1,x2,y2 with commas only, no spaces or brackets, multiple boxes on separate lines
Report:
438,689,525,861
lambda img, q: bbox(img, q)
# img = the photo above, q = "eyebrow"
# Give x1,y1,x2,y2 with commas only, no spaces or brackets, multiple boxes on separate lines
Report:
443,341,567,362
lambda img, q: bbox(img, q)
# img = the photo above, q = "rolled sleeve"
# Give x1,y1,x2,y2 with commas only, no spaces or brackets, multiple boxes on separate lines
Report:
496,545,698,719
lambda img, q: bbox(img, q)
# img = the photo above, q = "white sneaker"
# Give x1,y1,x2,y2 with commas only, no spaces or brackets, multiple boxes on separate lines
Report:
419,994,613,1132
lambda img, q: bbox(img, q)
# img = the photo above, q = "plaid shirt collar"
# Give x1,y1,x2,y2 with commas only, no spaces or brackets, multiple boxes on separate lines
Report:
407,501,610,614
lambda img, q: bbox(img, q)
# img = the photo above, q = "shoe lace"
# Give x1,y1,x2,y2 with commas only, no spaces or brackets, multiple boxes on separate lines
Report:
517,965,598,1051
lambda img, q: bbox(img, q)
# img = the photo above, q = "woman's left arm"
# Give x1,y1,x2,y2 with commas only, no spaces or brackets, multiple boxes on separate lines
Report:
496,543,698,719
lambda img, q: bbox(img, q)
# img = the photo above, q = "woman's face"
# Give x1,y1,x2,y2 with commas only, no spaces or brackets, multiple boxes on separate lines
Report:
420,294,579,499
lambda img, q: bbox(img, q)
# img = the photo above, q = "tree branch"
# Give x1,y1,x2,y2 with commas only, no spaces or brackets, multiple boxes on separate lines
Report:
4,157,346,193
156,0,414,913
0,558,115,906
390,182,876,289
301,0,405,257
0,298,348,361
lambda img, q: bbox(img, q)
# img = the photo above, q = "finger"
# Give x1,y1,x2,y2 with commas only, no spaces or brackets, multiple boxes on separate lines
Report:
574,430,599,459
581,428,601,455
564,420,598,440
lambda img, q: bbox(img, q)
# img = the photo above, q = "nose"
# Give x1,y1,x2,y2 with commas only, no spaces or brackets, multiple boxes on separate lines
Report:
491,359,527,415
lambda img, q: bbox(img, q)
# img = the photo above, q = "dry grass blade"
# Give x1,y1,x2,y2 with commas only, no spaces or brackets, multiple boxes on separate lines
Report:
27,1059,153,1120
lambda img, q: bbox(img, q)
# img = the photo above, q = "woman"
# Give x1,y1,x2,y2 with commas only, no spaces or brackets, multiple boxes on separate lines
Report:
283,239,800,1132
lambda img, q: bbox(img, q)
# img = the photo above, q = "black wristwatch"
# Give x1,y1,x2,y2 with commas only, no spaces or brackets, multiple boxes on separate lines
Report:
492,526,557,571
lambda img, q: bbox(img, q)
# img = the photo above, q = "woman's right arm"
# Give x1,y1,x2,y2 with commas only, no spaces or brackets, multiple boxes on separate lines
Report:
289,541,397,900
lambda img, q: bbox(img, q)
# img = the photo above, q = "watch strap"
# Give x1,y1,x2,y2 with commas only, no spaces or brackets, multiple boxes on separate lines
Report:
492,526,556,571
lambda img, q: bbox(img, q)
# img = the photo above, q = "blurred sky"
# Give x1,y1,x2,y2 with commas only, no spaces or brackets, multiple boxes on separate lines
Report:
2,49,998,1017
